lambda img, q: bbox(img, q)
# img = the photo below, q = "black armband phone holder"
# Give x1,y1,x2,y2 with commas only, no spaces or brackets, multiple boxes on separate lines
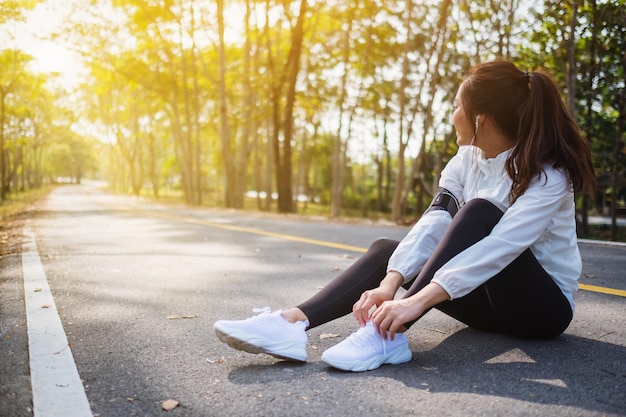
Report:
424,187,460,218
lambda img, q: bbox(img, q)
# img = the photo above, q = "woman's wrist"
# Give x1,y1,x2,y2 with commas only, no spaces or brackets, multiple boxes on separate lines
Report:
394,284,448,323
379,271,404,293
413,282,450,309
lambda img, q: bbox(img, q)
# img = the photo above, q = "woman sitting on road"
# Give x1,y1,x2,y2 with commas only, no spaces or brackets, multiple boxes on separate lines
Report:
213,60,597,372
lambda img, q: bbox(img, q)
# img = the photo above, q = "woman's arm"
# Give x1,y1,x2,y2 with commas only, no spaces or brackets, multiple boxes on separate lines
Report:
386,148,468,284
432,166,571,300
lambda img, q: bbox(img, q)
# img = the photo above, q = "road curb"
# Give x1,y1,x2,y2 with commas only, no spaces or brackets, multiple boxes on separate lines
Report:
578,238,626,247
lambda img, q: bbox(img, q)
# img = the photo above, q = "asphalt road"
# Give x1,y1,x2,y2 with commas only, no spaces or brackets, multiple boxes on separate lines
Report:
1,183,625,417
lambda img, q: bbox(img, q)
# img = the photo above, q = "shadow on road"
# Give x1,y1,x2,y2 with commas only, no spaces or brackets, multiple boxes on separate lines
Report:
226,327,626,415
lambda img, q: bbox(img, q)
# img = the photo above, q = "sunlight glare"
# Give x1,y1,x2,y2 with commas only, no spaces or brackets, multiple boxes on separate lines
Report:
13,0,82,88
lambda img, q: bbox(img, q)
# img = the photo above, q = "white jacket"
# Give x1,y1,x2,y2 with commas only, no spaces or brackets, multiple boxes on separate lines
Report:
387,145,580,310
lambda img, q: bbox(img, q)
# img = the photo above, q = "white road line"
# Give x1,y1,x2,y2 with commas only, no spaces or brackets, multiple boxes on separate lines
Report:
22,227,92,417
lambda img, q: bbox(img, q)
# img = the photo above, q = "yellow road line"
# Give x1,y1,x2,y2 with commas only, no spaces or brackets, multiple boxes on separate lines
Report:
135,208,368,253
578,284,626,297
188,218,368,253
134,207,625,298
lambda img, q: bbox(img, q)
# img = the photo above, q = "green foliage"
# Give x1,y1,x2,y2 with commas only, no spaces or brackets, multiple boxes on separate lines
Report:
0,0,40,24
4,0,624,236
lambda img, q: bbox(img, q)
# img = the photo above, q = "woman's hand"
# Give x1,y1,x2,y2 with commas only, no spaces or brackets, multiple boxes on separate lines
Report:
353,287,395,326
353,271,404,326
371,282,450,340
370,298,423,340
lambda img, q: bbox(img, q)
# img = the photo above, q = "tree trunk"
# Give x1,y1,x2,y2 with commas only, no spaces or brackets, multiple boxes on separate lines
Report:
565,0,589,236
264,117,273,211
391,0,414,223
216,0,236,208
234,0,255,210
581,0,604,237
275,0,307,213
404,0,451,219
0,91,6,200
611,49,626,241
610,110,624,241
330,5,355,218
178,18,200,205
189,4,203,205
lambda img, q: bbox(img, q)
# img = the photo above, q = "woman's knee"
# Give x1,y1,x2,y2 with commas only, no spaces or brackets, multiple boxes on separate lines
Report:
461,198,503,216
368,238,399,256
453,198,504,231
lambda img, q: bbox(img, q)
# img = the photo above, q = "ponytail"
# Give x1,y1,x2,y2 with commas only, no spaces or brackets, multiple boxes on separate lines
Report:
509,70,596,202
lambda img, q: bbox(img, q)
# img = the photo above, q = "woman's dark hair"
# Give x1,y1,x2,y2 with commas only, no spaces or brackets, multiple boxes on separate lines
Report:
460,60,596,203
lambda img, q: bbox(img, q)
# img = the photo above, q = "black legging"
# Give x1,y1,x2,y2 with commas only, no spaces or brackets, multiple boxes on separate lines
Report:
297,198,573,340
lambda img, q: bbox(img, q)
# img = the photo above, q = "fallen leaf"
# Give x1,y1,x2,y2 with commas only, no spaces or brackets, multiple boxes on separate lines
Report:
167,314,198,320
319,333,340,340
162,399,179,411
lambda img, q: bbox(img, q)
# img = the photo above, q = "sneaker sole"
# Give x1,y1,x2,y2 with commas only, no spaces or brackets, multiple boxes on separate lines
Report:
321,344,412,372
214,327,307,362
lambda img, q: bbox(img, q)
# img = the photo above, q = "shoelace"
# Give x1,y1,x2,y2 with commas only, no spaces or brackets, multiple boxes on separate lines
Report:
240,306,272,324
347,324,387,356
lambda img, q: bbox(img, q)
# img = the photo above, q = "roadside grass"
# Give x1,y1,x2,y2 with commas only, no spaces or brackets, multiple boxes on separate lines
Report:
580,224,626,243
3,184,624,244
0,186,53,223
0,186,54,255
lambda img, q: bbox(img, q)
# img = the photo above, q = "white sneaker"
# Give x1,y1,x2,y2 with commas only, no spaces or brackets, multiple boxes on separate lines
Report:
321,322,412,371
213,307,309,362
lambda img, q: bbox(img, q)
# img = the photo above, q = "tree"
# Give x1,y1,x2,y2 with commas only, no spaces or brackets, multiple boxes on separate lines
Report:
216,0,253,209
260,0,308,213
0,0,40,25
594,1,626,240
0,49,33,198
26,0,623,231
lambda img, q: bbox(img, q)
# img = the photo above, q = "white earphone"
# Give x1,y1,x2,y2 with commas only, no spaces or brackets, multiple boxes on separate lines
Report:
470,115,481,146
